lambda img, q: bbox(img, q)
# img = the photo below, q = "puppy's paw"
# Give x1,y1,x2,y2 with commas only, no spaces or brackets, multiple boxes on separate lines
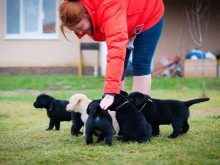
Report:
71,132,83,136
86,139,93,145
45,128,53,131
168,134,178,138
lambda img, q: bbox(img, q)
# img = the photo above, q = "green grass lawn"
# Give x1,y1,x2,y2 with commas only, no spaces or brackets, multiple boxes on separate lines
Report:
0,75,219,165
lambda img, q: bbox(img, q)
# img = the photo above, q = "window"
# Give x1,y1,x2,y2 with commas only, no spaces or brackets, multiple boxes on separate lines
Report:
5,0,59,40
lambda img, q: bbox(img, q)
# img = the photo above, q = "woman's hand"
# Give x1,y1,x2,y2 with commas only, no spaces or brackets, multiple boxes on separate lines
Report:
100,94,114,110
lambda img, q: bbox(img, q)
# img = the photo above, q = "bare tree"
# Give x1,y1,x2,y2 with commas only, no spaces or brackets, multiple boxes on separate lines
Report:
185,0,211,48
185,0,211,96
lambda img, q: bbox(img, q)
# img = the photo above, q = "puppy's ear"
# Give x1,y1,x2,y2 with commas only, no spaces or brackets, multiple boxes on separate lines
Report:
87,100,101,114
96,104,102,112
120,90,128,97
76,99,81,105
135,93,146,106
86,107,91,114
72,98,81,106
87,101,95,114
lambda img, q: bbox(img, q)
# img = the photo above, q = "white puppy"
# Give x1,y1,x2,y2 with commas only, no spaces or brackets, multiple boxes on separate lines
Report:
66,94,91,136
66,93,119,135
108,111,119,135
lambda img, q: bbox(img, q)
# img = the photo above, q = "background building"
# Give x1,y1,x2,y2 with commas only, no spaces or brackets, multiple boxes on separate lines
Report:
0,0,219,75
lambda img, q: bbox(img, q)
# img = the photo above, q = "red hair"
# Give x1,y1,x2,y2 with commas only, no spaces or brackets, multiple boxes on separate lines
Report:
59,0,87,39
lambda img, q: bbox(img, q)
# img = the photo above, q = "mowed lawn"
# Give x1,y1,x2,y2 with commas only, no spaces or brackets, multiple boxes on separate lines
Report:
0,75,219,165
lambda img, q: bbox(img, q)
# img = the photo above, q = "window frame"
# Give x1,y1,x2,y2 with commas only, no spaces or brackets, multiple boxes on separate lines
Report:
4,0,59,40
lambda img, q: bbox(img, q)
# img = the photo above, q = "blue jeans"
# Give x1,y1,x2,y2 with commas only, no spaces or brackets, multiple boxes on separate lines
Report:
123,17,164,79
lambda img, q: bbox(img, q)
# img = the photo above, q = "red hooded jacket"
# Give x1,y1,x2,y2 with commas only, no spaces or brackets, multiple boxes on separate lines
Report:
76,0,164,94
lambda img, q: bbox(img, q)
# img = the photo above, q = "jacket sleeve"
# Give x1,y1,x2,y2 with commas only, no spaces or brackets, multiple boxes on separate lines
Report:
98,1,128,94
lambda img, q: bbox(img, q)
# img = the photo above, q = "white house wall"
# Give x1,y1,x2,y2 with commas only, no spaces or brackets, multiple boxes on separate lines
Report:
0,0,219,73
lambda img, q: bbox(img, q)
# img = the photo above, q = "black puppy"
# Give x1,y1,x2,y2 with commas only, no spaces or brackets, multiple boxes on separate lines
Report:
85,100,114,146
128,92,210,138
108,94,152,143
33,94,83,135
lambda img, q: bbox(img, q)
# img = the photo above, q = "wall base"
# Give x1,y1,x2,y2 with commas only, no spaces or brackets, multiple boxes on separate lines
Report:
0,67,99,75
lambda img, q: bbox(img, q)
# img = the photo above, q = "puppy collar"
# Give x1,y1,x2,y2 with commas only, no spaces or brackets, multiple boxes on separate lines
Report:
115,101,129,111
139,99,153,111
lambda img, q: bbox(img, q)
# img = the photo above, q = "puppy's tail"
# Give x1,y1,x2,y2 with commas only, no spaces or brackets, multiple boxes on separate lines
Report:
184,98,210,107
